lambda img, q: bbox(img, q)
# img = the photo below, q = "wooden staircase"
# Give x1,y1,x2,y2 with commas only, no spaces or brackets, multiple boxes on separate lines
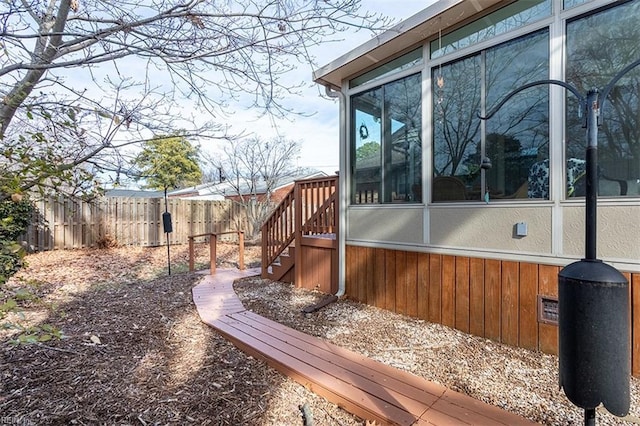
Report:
266,245,296,283
261,175,338,293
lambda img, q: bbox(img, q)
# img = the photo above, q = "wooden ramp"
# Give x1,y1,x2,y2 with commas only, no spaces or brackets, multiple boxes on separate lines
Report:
192,269,538,426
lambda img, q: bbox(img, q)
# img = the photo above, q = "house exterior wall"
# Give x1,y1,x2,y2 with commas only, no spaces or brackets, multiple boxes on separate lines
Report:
333,0,640,272
347,207,423,244
345,244,640,376
562,204,640,261
429,206,553,253
312,0,640,380
348,203,640,268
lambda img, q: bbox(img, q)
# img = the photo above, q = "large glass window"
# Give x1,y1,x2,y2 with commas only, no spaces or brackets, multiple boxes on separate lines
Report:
564,0,590,9
430,0,551,59
566,0,640,198
433,30,549,202
351,73,422,204
350,48,422,89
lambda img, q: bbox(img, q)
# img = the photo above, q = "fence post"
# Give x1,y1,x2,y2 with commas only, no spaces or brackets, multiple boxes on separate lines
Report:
238,231,245,270
210,234,217,274
188,236,195,272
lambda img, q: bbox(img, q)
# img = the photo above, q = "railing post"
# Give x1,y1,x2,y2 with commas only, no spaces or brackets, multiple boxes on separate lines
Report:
238,231,245,270
294,182,302,287
333,177,339,293
188,236,195,272
210,233,217,274
261,223,268,278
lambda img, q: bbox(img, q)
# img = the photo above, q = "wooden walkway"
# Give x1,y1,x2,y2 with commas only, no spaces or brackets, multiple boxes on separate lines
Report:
192,269,538,426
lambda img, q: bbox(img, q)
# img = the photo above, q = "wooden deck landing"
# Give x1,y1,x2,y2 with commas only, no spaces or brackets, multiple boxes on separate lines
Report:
192,269,537,426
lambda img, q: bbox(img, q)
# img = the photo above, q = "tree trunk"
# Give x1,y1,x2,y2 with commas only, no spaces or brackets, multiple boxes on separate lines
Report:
0,0,72,137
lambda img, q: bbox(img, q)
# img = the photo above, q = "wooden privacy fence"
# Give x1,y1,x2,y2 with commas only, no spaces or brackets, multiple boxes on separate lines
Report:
24,196,247,251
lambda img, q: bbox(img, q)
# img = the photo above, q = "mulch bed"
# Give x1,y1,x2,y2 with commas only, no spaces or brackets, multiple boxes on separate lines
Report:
5,245,639,425
0,245,360,425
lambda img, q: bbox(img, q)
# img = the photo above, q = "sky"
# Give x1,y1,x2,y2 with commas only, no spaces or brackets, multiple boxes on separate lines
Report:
216,0,434,175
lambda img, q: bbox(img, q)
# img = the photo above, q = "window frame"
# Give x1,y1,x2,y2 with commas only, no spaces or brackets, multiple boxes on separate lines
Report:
563,0,640,199
349,71,423,205
430,27,552,203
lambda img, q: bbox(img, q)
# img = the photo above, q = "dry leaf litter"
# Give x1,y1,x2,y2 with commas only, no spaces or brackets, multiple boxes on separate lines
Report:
1,244,639,425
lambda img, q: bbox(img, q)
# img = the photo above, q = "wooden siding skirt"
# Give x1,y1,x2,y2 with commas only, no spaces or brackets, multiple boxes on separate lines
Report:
344,245,640,377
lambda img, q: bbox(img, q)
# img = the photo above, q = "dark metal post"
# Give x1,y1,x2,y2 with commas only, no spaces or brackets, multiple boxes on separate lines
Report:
584,90,599,426
164,187,171,276
478,79,631,426
585,89,599,260
585,408,596,426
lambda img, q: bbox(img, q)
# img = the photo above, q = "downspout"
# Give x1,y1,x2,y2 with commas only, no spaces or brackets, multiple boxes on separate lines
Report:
324,84,347,298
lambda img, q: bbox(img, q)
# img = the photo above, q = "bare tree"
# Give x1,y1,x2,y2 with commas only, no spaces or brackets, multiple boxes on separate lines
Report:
204,135,301,238
0,0,390,199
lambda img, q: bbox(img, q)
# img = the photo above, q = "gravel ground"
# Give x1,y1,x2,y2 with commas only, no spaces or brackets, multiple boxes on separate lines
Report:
234,277,640,426
1,245,639,425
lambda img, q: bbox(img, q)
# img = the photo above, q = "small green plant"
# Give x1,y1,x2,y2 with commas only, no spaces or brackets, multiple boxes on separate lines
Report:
7,323,64,345
1,284,63,344
0,297,18,319
0,198,34,287
13,287,37,302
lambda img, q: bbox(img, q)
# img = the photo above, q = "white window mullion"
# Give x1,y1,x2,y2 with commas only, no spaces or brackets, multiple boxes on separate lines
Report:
423,43,432,244
550,0,565,255
480,50,487,198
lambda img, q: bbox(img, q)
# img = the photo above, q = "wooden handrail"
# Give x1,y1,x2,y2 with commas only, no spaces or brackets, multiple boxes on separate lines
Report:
188,231,244,273
261,190,295,269
261,175,338,277
301,191,337,234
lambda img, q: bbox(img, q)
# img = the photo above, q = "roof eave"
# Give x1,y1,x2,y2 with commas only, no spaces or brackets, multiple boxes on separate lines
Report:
313,0,509,88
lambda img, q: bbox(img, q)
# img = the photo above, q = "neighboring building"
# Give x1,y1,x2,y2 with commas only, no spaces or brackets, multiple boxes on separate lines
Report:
313,0,640,368
169,170,329,203
105,188,164,198
167,182,230,200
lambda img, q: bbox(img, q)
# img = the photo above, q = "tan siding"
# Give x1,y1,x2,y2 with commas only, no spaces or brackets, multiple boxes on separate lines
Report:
485,259,502,342
417,253,430,320
406,252,418,318
501,261,519,347
395,251,407,316
428,254,442,324
634,273,640,376
385,250,396,311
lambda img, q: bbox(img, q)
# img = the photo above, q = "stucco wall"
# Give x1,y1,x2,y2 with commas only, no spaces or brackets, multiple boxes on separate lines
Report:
345,203,640,265
347,207,423,244
429,206,553,253
563,204,640,260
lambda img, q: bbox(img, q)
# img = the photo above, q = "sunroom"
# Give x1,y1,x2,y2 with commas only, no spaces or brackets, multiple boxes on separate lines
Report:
314,0,640,372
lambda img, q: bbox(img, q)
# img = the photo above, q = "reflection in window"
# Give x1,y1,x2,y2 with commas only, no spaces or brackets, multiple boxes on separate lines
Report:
351,74,422,204
350,49,423,89
485,31,549,199
564,0,590,9
433,55,481,202
566,0,640,198
430,0,550,59
433,30,549,202
352,88,382,203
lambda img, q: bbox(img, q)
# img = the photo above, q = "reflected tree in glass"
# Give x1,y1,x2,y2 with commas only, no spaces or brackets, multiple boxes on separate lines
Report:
566,1,640,195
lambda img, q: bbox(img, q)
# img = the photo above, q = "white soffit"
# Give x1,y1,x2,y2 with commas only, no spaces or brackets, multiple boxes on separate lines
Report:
313,0,509,89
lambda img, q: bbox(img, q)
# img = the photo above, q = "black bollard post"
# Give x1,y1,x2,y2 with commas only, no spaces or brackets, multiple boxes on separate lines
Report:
558,89,629,425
